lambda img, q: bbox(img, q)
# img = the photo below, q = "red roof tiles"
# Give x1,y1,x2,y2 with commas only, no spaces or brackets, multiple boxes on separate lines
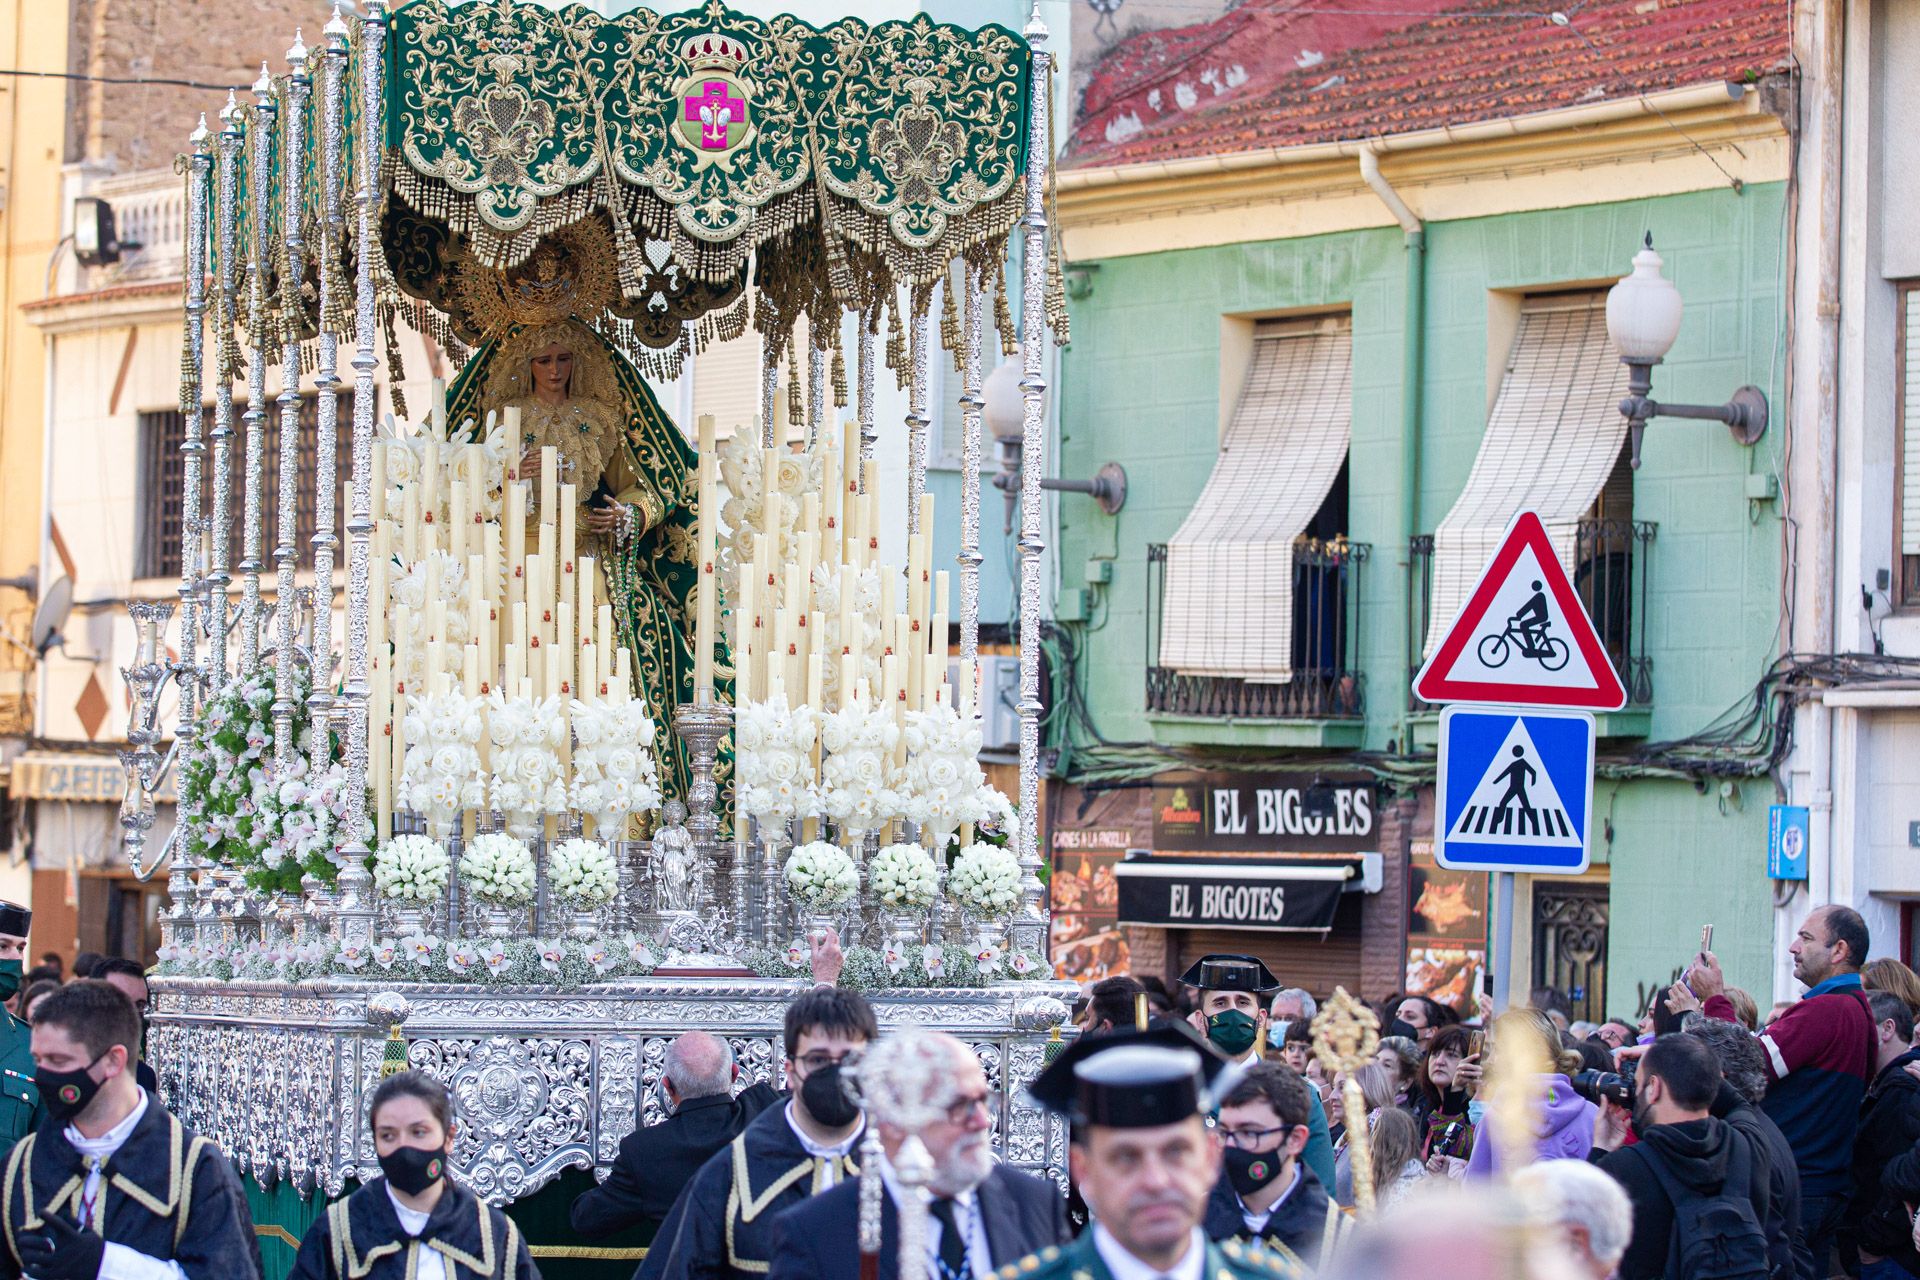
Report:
1064,0,1791,169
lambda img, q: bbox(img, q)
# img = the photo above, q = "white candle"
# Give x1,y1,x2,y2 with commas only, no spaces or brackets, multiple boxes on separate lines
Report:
539,446,558,525
695,414,718,701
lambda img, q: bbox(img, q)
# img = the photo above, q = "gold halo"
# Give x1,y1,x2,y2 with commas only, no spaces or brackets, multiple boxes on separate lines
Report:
454,220,619,339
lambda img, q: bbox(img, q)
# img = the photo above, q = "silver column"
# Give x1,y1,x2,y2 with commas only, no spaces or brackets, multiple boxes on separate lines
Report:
957,263,984,713
309,13,348,769
857,306,876,467
178,120,210,744
807,342,826,449
1011,10,1052,954
334,0,388,952
905,303,929,535
760,345,779,449
240,65,277,675
207,96,242,693
273,36,309,770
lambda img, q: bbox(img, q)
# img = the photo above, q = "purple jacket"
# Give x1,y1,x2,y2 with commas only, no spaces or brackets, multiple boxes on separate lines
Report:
1465,1073,1596,1178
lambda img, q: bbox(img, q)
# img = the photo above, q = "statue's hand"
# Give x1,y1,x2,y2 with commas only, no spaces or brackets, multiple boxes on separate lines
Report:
584,496,624,536
514,448,541,483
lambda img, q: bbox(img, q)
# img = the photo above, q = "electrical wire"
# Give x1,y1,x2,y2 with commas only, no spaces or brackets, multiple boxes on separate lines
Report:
0,67,238,93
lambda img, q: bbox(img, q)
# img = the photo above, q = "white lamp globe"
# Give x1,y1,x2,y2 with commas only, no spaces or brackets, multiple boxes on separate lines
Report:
1606,239,1685,363
982,346,1026,442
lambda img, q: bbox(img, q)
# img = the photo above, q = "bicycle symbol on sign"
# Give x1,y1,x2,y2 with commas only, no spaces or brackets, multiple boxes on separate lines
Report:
1477,580,1570,672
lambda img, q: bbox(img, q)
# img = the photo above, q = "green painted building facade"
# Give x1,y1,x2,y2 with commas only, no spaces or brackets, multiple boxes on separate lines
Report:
1048,178,1790,1016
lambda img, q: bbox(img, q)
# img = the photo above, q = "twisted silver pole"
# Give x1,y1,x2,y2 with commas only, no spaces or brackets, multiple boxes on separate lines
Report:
906,302,930,536
273,35,309,771
207,94,242,693
178,120,210,738
334,0,387,953
239,64,277,675
761,344,779,449
807,341,826,450
957,262,984,713
310,11,348,769
857,306,876,468
1011,10,1052,954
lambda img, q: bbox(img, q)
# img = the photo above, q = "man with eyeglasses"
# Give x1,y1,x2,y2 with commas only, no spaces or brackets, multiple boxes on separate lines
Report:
645,987,878,1280
766,1029,1069,1278
1203,1063,1338,1271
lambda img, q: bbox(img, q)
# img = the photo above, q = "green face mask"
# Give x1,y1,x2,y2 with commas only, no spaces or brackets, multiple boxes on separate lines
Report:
0,960,22,1003
1207,1008,1259,1056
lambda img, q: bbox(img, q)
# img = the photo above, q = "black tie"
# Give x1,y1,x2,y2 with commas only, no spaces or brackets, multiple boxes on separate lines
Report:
929,1196,969,1280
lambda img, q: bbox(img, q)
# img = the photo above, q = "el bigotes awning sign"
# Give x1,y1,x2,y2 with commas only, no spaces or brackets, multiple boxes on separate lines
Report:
1115,858,1354,933
1151,772,1377,853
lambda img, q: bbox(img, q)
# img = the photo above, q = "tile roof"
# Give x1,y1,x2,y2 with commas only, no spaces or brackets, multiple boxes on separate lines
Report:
1063,0,1791,169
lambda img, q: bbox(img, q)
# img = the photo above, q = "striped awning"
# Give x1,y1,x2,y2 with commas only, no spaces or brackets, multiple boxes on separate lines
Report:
8,750,171,803
1159,315,1352,682
1425,293,1630,656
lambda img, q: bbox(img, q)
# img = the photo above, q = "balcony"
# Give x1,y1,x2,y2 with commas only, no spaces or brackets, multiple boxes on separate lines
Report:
1407,518,1656,730
1145,538,1369,747
82,169,187,288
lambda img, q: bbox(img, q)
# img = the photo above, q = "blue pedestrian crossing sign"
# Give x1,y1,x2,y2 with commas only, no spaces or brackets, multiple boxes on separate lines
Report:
1436,705,1595,874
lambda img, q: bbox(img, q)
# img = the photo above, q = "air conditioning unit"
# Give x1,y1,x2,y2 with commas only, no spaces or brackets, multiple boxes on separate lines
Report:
946,655,1022,752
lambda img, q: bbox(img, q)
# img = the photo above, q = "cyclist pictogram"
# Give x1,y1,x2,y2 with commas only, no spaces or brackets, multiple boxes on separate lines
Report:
1475,580,1571,672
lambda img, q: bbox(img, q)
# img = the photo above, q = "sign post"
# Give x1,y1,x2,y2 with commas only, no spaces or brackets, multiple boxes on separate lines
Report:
1417,511,1618,1013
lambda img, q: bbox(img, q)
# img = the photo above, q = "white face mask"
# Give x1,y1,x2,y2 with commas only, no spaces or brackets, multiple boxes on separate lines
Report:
1269,1019,1291,1048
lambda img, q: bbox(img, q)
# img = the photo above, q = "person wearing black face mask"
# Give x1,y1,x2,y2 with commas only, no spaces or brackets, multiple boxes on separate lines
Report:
1203,1063,1339,1271
0,980,261,1280
643,987,877,1280
0,900,41,1149
288,1071,536,1280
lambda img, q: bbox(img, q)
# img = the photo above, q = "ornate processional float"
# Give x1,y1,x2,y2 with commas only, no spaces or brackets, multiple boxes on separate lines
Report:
116,1,1074,1270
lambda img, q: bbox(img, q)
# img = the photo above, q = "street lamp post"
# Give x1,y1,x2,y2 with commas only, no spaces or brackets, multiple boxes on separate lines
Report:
1605,235,1769,469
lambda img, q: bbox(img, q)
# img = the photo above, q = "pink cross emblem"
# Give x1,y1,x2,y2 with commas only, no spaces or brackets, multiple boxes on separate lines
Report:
683,79,744,151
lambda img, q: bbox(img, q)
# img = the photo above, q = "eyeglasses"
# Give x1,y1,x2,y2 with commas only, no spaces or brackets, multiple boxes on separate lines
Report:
943,1090,1002,1125
1210,1122,1299,1150
793,1050,863,1076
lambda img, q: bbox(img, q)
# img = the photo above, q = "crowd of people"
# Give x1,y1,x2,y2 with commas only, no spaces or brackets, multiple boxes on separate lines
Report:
8,899,1920,1278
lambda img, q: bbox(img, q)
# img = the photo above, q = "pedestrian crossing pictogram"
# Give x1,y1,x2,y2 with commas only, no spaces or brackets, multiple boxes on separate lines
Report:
1436,705,1595,874
1444,720,1580,846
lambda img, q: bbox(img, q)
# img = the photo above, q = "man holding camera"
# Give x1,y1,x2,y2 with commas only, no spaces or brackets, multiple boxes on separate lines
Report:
1589,1034,1769,1280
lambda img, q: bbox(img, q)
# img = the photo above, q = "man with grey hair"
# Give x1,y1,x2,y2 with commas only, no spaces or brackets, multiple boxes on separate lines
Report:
1685,1014,1801,1279
1269,988,1316,1027
570,1030,780,1241
1512,1158,1633,1279
767,1030,1068,1278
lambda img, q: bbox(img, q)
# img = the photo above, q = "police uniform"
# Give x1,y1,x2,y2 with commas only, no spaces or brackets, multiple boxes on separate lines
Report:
1002,1027,1304,1280
0,902,40,1149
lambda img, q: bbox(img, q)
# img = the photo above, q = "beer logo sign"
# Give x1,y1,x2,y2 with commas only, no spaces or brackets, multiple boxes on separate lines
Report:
673,34,756,170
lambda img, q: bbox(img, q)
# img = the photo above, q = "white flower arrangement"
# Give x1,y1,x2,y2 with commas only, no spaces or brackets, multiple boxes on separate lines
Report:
373,835,451,903
783,841,859,910
869,843,938,910
816,702,903,837
808,563,886,703
486,692,570,840
947,842,1022,916
734,691,817,840
397,687,488,838
378,412,510,525
569,697,662,839
460,833,537,905
899,702,1009,843
388,550,474,688
250,755,368,876
716,434,822,651
549,838,618,907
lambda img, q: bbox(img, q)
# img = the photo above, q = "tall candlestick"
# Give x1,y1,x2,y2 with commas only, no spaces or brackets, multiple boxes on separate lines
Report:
556,600,574,696
559,482,578,593
581,641,598,702
695,413,718,701
506,483,526,612
736,574,755,707
539,445,558,523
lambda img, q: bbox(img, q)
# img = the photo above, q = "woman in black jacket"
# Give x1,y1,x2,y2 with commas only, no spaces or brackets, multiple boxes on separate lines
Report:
289,1072,539,1280
1409,1024,1480,1176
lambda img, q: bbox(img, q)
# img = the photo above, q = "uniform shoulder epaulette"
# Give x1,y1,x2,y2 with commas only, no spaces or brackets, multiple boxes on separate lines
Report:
993,1242,1064,1278
1220,1237,1305,1277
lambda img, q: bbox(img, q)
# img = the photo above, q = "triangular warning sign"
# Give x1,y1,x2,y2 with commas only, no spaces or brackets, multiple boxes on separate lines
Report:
1444,718,1582,848
1414,511,1628,709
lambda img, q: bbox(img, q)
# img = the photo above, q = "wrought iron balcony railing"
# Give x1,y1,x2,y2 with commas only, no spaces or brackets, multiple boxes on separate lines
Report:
1145,538,1369,720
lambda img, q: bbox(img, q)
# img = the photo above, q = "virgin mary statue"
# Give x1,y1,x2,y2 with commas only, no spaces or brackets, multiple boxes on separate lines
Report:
448,317,728,818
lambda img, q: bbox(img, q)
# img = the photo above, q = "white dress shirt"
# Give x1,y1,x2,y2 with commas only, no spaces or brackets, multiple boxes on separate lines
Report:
782,1101,862,1189
876,1154,994,1278
1237,1164,1302,1236
64,1092,187,1280
386,1186,447,1280
1091,1224,1206,1280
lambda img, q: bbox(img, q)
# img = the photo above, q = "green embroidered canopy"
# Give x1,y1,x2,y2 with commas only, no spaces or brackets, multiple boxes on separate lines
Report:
386,0,1033,303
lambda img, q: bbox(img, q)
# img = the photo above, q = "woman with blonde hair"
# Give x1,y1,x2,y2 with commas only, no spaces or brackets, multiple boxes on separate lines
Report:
1330,1062,1397,1207
1864,958,1920,1011
1369,1107,1427,1210
1463,1006,1595,1178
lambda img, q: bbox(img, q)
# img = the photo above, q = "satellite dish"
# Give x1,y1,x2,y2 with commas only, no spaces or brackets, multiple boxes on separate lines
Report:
30,576,72,656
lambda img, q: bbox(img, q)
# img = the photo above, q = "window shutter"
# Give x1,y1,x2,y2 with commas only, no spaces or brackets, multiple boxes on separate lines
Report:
1159,316,1352,682
1903,289,1920,557
691,331,764,439
1425,293,1629,656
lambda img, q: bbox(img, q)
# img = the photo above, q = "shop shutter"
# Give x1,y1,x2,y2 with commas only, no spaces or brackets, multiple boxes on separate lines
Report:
1159,314,1352,682
1424,293,1630,656
1174,893,1366,1002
